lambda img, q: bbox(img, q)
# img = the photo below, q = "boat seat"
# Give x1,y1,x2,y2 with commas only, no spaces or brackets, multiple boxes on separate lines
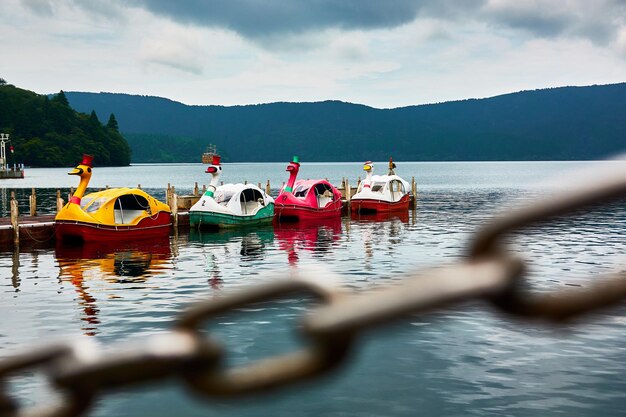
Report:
114,209,145,224
317,195,333,208
240,200,259,215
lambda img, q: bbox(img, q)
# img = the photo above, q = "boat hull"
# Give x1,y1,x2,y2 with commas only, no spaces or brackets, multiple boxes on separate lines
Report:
275,202,342,220
350,194,410,213
55,213,172,243
190,204,274,228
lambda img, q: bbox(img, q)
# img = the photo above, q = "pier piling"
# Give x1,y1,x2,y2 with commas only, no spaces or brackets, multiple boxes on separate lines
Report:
265,180,271,196
172,193,178,228
10,192,19,245
29,188,37,216
56,190,64,212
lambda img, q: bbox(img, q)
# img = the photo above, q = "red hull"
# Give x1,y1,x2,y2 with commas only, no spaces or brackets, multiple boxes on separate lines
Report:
275,202,342,220
351,195,409,213
55,213,172,243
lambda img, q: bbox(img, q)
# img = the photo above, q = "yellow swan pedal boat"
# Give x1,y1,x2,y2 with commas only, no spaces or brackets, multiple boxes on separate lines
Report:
54,154,172,243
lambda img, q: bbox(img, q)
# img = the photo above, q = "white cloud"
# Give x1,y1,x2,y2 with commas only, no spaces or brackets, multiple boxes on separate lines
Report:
1,0,625,108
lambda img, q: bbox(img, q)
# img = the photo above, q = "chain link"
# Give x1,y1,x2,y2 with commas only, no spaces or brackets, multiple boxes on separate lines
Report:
1,169,626,416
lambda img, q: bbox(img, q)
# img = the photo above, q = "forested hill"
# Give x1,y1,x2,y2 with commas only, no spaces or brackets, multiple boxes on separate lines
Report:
66,83,626,163
0,83,131,167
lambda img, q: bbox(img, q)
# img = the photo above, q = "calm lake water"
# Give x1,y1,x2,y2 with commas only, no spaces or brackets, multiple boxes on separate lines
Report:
1,161,626,417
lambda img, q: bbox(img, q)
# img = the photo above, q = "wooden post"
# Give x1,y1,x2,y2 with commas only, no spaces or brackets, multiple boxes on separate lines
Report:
105,185,109,190
56,190,64,212
172,192,178,228
137,184,141,189
265,180,271,196
221,181,224,186
411,176,417,209
10,191,19,245
194,182,199,196
244,180,247,185
357,177,361,188
345,178,351,202
166,183,171,207
202,184,207,193
170,186,176,209
29,188,36,216
257,182,261,189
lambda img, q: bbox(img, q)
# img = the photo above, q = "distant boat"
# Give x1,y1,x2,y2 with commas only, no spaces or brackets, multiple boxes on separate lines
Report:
202,144,217,164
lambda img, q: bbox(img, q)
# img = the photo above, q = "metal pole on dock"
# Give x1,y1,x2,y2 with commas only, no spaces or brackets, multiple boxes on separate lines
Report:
10,191,19,245
0,133,9,171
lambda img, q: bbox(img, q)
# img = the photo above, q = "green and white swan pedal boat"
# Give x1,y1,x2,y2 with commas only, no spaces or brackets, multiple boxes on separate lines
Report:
189,155,275,228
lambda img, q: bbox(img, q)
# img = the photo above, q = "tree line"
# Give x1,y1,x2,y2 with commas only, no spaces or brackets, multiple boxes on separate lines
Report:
0,82,131,167
65,83,626,163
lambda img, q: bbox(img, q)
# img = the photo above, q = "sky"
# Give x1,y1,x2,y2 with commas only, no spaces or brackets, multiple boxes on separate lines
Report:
2,0,626,108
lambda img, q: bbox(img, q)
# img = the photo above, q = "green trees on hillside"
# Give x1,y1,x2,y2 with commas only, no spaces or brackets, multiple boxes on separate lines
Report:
0,85,131,167
66,84,626,163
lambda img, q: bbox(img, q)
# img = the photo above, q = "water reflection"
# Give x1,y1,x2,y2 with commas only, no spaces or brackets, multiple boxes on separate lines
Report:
189,227,275,259
189,227,275,288
54,237,171,335
349,211,411,271
350,210,410,224
274,218,342,265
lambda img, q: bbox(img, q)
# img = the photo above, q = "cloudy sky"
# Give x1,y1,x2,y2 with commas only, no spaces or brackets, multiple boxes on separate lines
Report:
2,0,625,108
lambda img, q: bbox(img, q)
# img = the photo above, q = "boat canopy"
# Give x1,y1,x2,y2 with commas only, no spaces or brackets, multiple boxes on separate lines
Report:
76,188,166,225
214,184,274,216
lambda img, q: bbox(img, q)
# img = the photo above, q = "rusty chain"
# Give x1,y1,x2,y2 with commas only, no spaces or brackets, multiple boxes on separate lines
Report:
2,169,626,416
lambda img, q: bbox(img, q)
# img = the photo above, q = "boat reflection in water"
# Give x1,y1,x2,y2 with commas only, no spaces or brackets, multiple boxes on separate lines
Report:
189,226,275,288
55,237,171,336
349,210,410,271
189,226,275,259
350,209,410,224
274,217,342,265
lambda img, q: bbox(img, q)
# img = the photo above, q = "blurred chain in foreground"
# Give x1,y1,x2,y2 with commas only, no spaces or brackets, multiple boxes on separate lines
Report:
2,168,626,417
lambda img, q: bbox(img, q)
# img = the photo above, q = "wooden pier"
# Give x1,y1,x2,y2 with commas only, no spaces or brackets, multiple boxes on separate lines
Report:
0,168,24,179
0,177,417,250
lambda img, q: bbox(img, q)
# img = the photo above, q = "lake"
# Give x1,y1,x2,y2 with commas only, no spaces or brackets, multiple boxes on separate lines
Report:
1,160,626,417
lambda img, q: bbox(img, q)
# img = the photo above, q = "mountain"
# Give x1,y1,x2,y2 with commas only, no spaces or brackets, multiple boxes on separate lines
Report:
0,83,131,167
65,83,626,163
